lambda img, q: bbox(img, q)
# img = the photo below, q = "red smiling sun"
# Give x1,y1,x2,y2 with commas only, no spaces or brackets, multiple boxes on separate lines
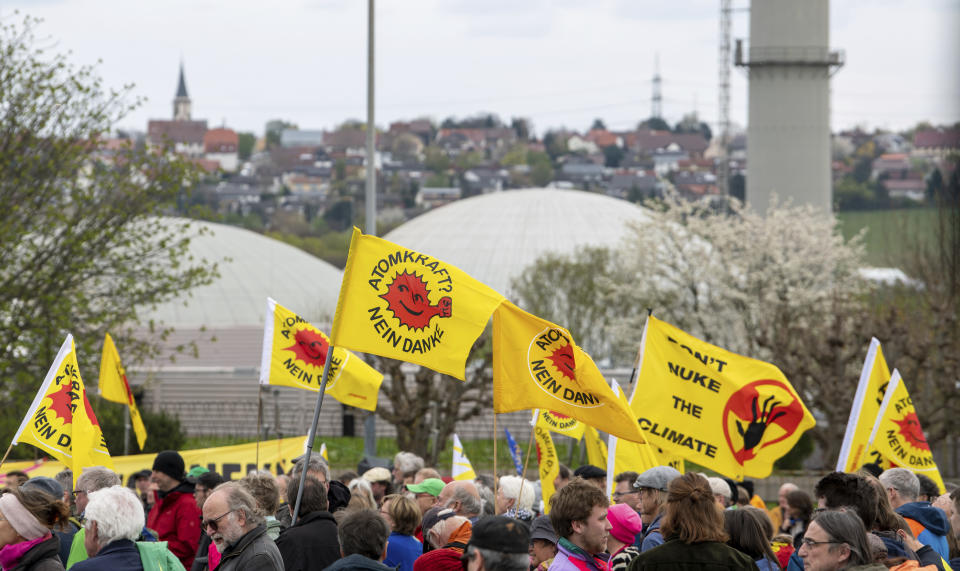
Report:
548,344,576,382
380,271,451,331
286,328,330,368
894,412,929,451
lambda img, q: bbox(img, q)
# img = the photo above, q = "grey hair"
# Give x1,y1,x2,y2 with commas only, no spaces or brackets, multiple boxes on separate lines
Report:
291,455,330,483
467,545,529,571
477,485,496,517
813,510,871,567
393,452,424,476
498,476,535,511
216,482,265,527
348,478,376,505
55,470,73,496
452,484,483,518
878,468,920,501
84,486,144,545
77,466,121,492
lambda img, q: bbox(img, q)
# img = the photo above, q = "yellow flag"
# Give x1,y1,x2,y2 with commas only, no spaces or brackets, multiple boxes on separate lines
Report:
837,338,894,473
606,382,663,495
584,425,607,468
632,316,814,480
452,433,476,481
99,333,147,450
534,412,559,514
261,298,384,411
535,410,586,440
868,370,945,494
492,301,647,443
11,335,113,482
331,228,505,380
320,442,329,462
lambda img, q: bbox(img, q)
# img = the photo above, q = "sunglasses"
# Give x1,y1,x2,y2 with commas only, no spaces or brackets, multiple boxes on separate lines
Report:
202,510,234,533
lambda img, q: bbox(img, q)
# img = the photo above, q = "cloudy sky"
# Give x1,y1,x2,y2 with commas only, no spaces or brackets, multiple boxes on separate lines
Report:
6,0,959,136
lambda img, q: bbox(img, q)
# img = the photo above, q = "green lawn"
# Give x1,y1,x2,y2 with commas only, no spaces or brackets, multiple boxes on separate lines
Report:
837,208,938,267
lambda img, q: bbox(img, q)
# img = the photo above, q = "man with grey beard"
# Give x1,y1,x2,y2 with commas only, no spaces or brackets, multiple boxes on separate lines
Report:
200,482,282,571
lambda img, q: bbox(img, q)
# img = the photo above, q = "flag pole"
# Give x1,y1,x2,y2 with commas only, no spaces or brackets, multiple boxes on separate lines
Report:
0,442,15,469
291,344,334,525
123,406,130,456
256,384,263,468
515,419,537,514
492,413,498,499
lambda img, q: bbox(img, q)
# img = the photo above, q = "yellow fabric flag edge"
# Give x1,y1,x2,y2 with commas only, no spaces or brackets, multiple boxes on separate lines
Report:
836,337,885,472
10,335,75,454
99,333,148,451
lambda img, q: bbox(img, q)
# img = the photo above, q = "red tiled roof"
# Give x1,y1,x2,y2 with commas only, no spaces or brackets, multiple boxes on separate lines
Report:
631,130,709,153
585,129,619,148
148,120,207,145
914,128,960,149
204,128,238,153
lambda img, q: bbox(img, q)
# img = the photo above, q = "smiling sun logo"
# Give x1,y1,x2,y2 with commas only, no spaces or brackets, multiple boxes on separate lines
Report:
286,328,331,368
380,270,451,331
47,380,99,428
548,344,575,381
893,412,929,451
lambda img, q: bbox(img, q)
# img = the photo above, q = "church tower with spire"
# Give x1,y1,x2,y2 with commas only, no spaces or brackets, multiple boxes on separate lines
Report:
173,62,191,121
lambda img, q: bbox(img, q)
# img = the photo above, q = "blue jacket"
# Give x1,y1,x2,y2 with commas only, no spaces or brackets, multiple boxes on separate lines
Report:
897,502,950,560
383,533,421,571
71,540,143,571
636,513,665,552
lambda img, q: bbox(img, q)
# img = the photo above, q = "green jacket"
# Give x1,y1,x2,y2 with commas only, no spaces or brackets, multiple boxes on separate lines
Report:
136,541,187,571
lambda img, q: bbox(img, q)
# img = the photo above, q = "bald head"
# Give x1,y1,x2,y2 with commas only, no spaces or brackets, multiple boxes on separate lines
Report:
437,480,482,518
778,483,799,510
429,514,470,549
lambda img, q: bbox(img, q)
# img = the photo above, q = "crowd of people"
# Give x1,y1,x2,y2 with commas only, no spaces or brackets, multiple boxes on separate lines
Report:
1,451,958,571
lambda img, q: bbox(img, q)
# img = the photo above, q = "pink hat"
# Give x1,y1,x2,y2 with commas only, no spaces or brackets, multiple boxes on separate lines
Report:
607,503,643,545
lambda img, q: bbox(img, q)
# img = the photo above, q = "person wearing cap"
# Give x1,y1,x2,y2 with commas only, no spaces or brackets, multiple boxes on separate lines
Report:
607,504,642,570
406,478,443,516
362,467,392,505
708,477,733,509
0,486,70,571
529,515,558,570
573,466,607,490
462,515,529,571
147,451,201,569
631,465,681,552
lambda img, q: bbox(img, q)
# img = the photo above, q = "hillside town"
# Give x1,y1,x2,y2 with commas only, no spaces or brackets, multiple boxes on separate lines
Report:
122,65,959,260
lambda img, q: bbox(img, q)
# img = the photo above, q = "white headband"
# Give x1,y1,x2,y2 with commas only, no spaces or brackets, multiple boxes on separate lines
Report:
0,494,49,541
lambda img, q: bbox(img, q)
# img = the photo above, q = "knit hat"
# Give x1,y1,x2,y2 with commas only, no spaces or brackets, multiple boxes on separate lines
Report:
469,515,529,554
607,503,643,545
152,450,185,481
21,476,64,500
573,465,606,480
406,478,444,497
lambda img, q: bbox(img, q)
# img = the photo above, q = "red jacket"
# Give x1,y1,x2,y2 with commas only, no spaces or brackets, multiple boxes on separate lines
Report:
147,484,201,569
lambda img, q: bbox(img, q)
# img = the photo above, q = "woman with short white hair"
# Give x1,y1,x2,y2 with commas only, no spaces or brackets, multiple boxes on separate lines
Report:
495,476,535,522
72,486,182,571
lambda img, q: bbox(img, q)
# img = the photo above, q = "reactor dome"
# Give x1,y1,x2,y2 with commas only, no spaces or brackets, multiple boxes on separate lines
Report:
384,188,650,296
141,218,343,328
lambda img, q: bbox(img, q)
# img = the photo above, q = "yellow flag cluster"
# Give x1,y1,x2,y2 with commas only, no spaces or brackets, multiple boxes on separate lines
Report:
633,316,815,480
533,412,560,513
99,333,148,450
260,298,384,411
837,339,945,493
11,335,113,482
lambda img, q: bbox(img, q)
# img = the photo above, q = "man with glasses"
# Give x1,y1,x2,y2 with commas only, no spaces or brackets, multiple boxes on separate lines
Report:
612,471,640,511
201,482,282,571
406,477,443,515
631,465,680,552
66,466,128,567
796,510,871,571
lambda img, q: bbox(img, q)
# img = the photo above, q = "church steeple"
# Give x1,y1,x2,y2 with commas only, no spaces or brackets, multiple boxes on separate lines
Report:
173,61,192,121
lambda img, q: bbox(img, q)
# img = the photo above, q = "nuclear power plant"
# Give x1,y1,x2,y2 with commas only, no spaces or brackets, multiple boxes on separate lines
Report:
736,0,843,213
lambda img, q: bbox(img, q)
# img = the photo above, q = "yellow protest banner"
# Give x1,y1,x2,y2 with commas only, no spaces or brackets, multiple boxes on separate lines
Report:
0,435,308,484
837,338,894,473
584,425,607,468
9,335,112,482
492,301,647,443
535,410,586,440
534,412,559,514
99,333,148,450
331,227,505,380
632,316,814,480
260,298,384,411
868,370,945,494
606,382,663,495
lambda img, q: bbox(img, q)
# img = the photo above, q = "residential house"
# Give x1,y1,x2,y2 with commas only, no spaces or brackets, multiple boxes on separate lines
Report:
463,167,510,194
630,129,710,160
871,153,911,180
148,120,207,157
912,128,960,160
204,128,239,172
672,170,719,200
416,186,461,209
605,170,661,200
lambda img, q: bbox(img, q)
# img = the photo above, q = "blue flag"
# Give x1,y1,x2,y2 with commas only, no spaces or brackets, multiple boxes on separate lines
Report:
505,428,524,476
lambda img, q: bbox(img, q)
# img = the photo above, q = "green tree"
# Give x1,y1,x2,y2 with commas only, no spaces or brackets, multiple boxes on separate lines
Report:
640,117,670,131
602,145,624,168
237,132,255,160
265,119,297,149
424,147,451,173
591,118,607,131
0,16,218,456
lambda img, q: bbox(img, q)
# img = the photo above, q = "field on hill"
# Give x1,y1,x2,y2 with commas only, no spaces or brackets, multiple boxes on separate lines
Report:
837,208,938,267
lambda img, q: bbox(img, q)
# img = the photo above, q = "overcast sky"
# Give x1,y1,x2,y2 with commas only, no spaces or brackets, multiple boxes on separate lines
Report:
7,0,959,137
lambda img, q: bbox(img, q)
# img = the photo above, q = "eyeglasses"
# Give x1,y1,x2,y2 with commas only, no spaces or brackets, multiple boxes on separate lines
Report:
613,491,638,499
71,490,88,498
800,537,841,548
201,510,234,533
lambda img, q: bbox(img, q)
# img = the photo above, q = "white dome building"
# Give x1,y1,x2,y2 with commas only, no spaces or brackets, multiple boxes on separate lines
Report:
384,188,650,296
143,219,343,327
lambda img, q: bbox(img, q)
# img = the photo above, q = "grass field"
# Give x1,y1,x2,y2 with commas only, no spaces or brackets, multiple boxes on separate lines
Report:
837,208,939,267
